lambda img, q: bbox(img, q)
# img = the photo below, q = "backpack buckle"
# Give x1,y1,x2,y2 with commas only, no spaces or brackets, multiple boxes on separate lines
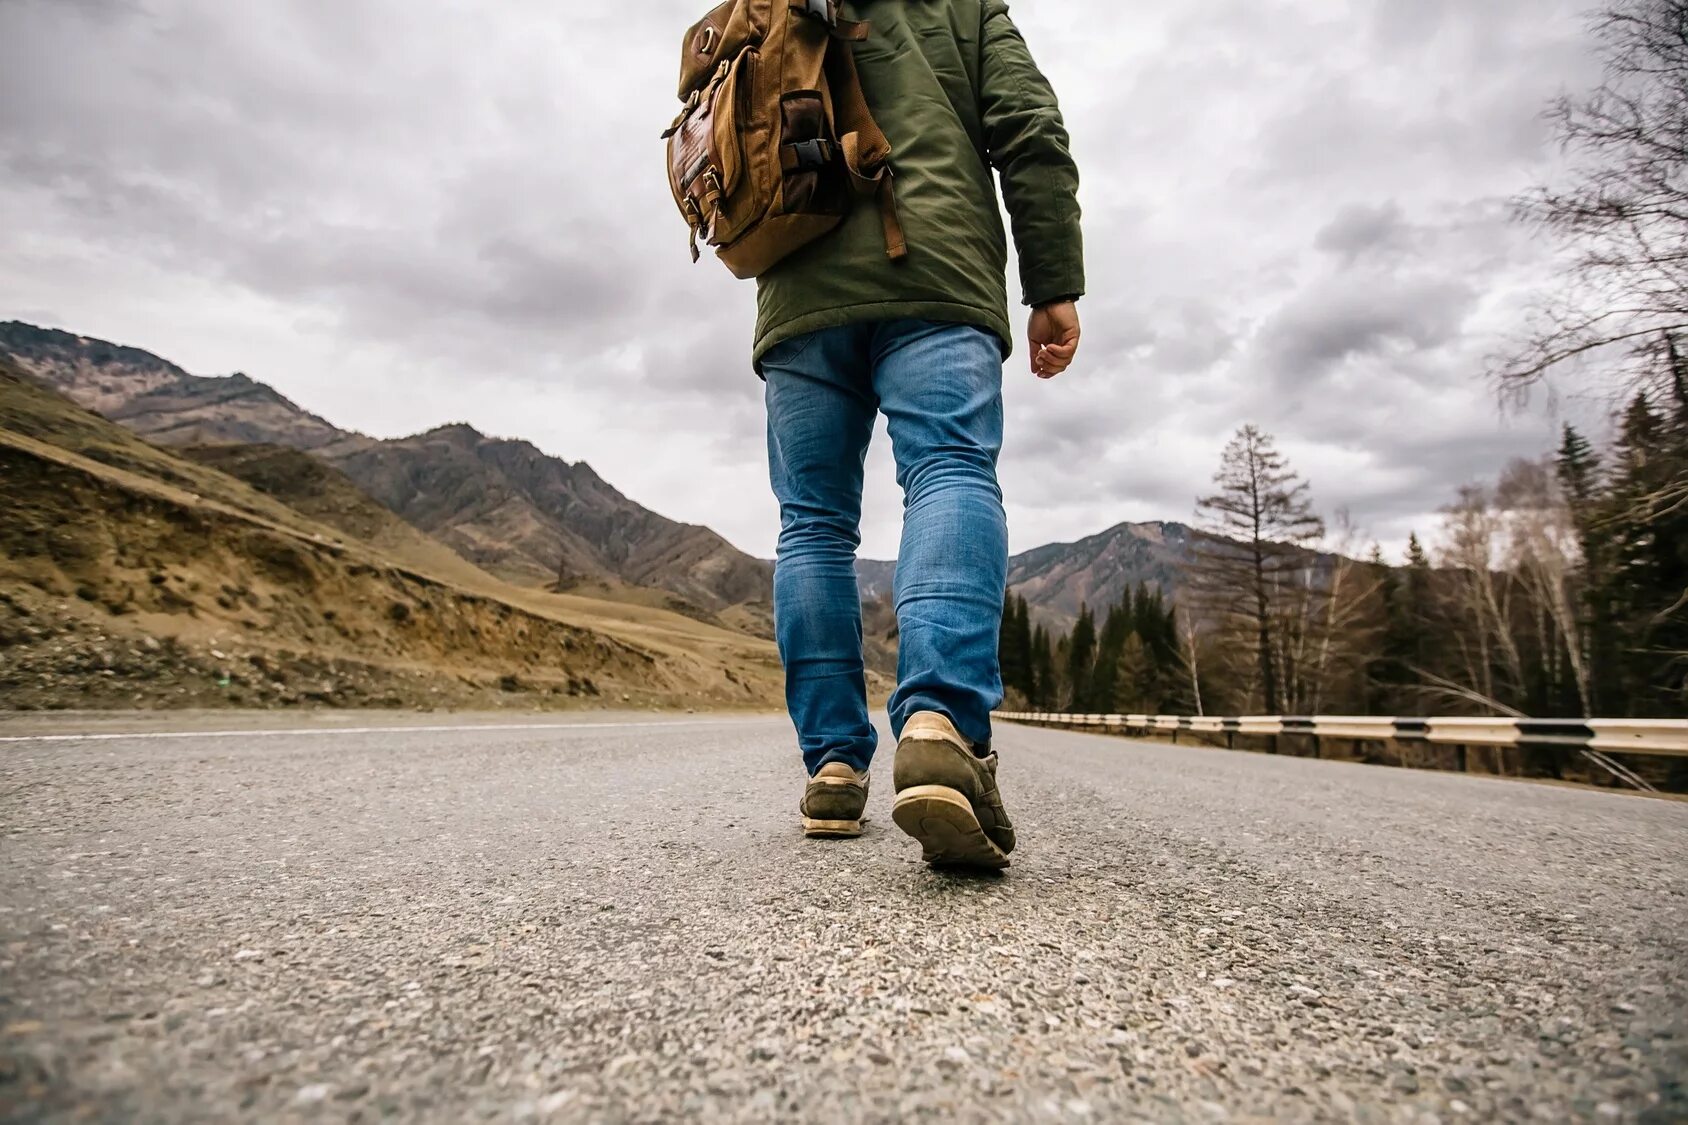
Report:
785,138,835,170
801,0,834,25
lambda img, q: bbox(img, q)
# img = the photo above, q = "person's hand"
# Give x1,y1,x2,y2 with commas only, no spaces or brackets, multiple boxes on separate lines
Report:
1028,300,1080,379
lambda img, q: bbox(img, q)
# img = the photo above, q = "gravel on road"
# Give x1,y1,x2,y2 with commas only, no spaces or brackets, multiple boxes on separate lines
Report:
1,712,1684,1123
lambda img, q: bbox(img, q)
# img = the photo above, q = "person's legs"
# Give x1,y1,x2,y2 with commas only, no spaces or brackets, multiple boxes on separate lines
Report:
870,320,1009,748
764,325,879,776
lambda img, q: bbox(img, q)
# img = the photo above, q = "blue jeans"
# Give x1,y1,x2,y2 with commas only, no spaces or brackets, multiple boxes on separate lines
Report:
762,319,1008,776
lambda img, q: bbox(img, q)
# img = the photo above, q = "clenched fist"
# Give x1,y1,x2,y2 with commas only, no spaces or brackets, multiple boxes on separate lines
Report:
1028,299,1080,379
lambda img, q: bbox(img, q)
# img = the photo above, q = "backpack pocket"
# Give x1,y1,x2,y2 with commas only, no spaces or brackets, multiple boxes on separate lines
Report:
778,90,834,213
666,49,756,250
710,50,753,200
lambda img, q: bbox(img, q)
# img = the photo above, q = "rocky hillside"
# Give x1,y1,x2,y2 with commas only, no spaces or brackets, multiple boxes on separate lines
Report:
320,423,773,607
5,323,345,449
0,364,786,712
178,442,505,590
1006,522,1192,630
0,322,773,618
857,523,1191,633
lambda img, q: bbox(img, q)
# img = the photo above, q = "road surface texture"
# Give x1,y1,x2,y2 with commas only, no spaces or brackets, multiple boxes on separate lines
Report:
1,712,1684,1123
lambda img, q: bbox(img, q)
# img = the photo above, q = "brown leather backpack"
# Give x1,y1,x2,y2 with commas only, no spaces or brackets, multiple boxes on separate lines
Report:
663,0,906,279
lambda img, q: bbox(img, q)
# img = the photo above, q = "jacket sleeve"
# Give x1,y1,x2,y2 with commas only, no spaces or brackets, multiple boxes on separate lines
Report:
978,0,1085,308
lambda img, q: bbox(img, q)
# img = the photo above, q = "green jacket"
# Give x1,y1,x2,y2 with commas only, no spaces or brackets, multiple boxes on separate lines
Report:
753,0,1085,365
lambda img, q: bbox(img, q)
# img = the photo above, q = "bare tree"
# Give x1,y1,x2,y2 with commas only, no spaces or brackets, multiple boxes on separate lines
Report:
1434,467,1597,719
1497,0,1688,400
1496,459,1595,715
1188,426,1326,713
1438,485,1525,708
1177,605,1206,717
1300,511,1385,714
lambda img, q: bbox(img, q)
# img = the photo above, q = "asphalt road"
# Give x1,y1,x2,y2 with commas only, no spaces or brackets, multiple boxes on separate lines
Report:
1,712,1684,1124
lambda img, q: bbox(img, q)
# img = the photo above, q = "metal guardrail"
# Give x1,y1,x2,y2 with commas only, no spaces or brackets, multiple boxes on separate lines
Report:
994,712,1688,757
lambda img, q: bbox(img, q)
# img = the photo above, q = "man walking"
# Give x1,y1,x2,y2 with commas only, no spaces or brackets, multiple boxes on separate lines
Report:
759,0,1084,868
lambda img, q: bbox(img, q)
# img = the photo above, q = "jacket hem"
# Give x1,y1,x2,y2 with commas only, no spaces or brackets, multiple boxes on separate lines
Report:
753,300,1013,374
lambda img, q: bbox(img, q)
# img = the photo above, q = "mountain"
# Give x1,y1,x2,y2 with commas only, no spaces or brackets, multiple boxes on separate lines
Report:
321,423,773,609
0,321,1199,641
856,524,1191,633
855,558,897,601
0,362,789,711
4,323,345,449
1006,521,1193,630
0,321,773,622
177,442,503,590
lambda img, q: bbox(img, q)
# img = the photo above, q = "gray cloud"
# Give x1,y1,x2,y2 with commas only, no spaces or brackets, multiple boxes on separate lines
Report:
0,0,1612,561
1256,273,1479,383
1314,202,1411,262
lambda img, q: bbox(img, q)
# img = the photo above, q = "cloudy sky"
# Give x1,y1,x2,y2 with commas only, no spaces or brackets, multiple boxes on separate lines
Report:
0,0,1608,561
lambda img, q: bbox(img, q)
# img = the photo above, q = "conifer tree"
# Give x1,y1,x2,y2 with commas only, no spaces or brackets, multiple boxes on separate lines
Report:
1188,426,1326,713
1031,624,1056,709
998,592,1020,699
1066,604,1096,710
1606,390,1688,712
1012,595,1035,701
1404,533,1433,660
1088,593,1133,712
1557,424,1612,710
1053,635,1072,708
1368,545,1407,712
1114,634,1153,713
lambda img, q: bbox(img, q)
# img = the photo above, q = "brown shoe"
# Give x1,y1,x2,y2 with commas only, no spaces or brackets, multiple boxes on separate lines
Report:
891,711,1015,869
800,763,870,838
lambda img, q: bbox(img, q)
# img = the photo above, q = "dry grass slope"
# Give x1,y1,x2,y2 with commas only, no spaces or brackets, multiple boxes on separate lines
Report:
0,367,786,712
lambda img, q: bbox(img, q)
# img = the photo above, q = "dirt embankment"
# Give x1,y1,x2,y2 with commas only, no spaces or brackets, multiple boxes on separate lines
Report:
0,441,763,712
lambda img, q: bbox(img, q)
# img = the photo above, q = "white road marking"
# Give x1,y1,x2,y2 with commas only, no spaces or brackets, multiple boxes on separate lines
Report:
0,718,770,745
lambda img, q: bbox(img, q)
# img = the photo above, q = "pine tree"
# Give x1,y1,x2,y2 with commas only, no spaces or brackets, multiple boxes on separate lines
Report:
1053,635,1071,708
1606,390,1688,713
1402,533,1435,709
1066,604,1096,710
1187,425,1326,712
1114,634,1152,713
1031,624,1056,709
1557,424,1610,711
1368,545,1404,712
1136,584,1180,672
998,591,1018,698
1012,595,1035,702
1558,425,1602,516
992,591,1033,695
1088,593,1133,712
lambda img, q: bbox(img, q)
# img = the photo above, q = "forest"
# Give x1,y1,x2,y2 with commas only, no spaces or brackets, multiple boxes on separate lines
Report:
1000,0,1687,723
1000,401,1687,721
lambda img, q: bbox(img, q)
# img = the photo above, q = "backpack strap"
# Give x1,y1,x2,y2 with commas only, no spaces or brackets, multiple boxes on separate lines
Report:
791,0,866,37
824,33,908,262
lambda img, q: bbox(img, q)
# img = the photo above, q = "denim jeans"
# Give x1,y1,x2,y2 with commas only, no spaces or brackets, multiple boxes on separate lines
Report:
762,319,1008,776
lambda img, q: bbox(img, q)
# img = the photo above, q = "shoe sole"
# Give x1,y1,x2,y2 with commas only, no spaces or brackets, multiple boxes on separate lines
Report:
802,817,864,839
891,785,1010,870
